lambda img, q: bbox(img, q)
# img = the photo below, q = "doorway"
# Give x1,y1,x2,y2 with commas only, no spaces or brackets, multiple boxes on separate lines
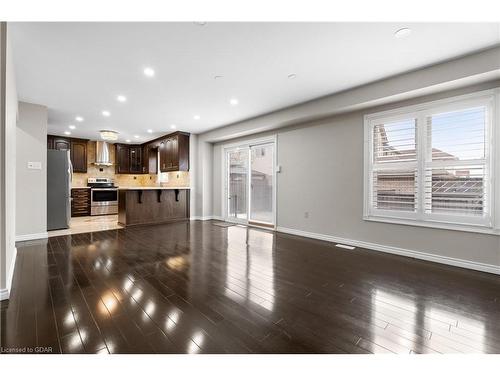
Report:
224,138,276,227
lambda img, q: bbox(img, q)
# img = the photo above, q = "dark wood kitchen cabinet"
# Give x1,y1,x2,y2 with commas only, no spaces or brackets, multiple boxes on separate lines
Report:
47,135,88,173
71,188,90,217
115,143,131,174
142,144,158,174
70,139,88,173
159,132,189,172
129,145,143,173
48,136,71,151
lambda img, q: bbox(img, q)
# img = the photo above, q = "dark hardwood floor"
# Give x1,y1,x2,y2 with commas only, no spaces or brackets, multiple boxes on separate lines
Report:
1,220,500,354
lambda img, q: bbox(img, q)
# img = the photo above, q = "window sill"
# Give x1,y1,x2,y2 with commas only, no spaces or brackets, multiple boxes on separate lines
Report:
363,215,500,236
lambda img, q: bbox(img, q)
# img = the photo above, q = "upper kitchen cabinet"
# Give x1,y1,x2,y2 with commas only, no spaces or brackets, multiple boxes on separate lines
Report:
47,135,88,173
115,143,131,174
129,145,143,174
143,144,158,174
48,136,71,151
70,139,88,173
159,132,189,172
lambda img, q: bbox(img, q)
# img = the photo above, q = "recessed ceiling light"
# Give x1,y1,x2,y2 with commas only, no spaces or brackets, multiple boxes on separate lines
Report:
126,139,131,143
394,27,412,39
193,115,200,120
134,135,139,139
229,98,239,106
147,129,153,133
117,95,127,102
287,74,297,79
102,110,111,117
68,125,76,130
75,116,84,122
144,67,155,77
170,124,177,129
64,131,71,135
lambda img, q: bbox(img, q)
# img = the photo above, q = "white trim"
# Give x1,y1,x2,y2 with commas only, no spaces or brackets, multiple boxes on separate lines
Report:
276,226,500,275
0,247,16,301
15,232,48,242
6,246,16,292
222,135,277,228
364,215,500,235
363,88,499,233
221,135,277,151
0,289,9,301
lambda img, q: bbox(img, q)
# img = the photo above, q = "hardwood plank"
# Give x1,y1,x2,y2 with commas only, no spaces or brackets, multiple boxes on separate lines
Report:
4,220,500,353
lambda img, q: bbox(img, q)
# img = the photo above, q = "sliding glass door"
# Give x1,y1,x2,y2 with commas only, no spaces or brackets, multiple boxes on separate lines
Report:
249,143,274,224
225,140,275,227
227,149,249,222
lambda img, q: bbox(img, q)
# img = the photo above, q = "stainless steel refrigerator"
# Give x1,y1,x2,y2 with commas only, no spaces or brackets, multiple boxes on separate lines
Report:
47,150,73,230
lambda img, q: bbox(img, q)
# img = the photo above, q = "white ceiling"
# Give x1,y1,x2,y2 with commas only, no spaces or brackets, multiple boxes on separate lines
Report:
9,22,500,142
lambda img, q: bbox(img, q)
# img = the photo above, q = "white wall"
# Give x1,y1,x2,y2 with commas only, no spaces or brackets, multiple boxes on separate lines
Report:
210,81,500,271
16,102,47,240
195,46,500,220
201,59,500,274
1,22,18,298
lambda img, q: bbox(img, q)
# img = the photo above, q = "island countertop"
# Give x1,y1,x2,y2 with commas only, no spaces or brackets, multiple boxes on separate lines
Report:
117,186,190,190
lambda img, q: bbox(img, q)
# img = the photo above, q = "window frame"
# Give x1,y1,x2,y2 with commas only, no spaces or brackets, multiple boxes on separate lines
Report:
363,89,500,235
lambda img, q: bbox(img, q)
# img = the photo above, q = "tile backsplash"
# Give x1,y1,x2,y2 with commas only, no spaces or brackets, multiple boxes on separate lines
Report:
72,141,190,188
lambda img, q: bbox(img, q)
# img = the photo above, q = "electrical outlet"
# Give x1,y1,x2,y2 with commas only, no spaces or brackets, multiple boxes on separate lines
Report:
304,211,309,219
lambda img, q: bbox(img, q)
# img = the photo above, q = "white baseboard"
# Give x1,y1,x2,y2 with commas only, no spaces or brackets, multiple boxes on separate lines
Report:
276,226,500,275
0,289,9,301
190,216,224,221
15,232,48,242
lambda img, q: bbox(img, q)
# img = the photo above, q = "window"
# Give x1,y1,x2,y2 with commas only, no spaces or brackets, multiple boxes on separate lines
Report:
364,90,499,233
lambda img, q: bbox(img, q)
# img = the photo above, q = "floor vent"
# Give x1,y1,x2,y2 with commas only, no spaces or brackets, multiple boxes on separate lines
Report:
335,243,356,250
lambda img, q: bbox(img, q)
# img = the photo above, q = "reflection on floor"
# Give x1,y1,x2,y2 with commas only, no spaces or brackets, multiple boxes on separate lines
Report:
47,215,122,237
3,220,500,353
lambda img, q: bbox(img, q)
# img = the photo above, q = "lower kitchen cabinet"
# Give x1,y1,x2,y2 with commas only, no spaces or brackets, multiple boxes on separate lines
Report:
71,188,90,217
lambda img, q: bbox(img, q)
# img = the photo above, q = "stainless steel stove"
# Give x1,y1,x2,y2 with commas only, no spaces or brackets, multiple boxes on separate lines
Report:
87,177,118,216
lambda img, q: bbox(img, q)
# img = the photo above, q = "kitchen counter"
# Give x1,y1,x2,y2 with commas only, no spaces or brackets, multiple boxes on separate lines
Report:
118,187,190,227
118,186,190,190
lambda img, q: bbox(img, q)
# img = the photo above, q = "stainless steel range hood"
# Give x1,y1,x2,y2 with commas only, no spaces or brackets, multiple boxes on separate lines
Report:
94,141,113,166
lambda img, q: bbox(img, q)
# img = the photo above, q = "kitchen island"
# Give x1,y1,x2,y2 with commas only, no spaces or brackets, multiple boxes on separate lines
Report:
117,187,190,227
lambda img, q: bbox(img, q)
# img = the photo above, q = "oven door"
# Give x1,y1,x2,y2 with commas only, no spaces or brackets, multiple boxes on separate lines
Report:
91,188,118,206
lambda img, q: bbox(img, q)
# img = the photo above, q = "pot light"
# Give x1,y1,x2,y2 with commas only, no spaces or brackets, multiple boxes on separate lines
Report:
126,139,131,143
144,67,155,77
395,27,411,39
170,124,177,129
193,115,200,120
102,110,111,117
100,130,119,141
68,125,76,130
64,131,71,135
117,95,127,102
134,135,140,139
75,116,84,122
287,74,297,79
229,98,239,106
147,129,153,133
